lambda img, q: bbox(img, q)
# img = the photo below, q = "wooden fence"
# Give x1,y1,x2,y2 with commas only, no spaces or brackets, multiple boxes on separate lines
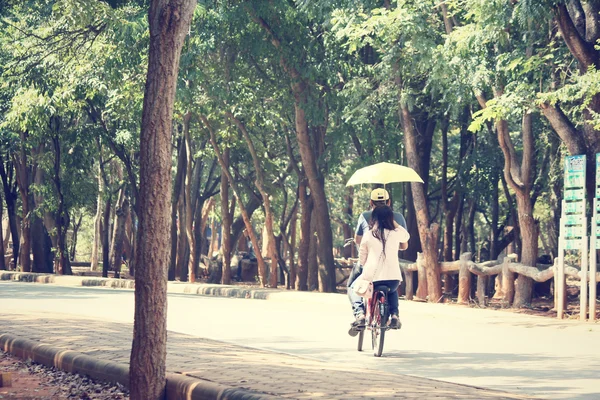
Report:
336,252,600,320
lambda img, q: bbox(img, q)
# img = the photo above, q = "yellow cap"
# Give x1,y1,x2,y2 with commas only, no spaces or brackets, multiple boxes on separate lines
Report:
370,188,389,201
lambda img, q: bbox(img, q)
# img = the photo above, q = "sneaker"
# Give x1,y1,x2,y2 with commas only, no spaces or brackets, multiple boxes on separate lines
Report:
348,313,366,337
389,314,401,330
354,313,366,327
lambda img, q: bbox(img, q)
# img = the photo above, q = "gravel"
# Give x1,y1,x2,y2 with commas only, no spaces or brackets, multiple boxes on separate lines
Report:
1,351,129,399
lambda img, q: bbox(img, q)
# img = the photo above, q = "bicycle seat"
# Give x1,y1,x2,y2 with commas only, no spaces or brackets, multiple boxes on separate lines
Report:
373,284,391,293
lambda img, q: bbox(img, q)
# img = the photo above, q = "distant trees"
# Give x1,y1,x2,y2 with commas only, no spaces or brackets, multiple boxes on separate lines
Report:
0,0,598,307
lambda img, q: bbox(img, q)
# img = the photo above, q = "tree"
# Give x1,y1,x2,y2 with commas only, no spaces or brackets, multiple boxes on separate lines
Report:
129,1,196,399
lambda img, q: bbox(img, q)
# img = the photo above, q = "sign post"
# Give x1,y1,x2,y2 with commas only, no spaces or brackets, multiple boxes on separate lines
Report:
558,155,588,320
590,153,600,322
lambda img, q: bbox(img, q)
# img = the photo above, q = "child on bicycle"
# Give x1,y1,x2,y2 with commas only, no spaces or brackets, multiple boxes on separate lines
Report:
355,205,409,329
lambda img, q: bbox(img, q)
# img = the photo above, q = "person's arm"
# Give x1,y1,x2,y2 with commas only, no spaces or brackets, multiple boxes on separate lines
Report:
396,226,410,251
354,213,366,246
354,234,362,246
359,235,374,279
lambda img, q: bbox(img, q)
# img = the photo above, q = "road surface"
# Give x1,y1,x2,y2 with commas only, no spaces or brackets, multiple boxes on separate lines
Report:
1,282,598,399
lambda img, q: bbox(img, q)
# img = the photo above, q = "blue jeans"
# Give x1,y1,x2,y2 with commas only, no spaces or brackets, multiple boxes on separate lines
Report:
373,279,400,316
347,263,365,317
347,263,400,316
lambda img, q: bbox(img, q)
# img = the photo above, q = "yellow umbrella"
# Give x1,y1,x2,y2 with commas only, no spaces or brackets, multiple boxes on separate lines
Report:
345,162,423,187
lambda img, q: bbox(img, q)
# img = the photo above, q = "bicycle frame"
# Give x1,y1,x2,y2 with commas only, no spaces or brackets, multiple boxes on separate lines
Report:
366,288,388,327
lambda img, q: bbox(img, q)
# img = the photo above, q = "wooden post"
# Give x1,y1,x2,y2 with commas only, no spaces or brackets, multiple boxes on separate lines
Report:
415,253,428,301
476,275,487,307
580,234,588,321
457,252,471,304
501,256,513,307
404,266,414,300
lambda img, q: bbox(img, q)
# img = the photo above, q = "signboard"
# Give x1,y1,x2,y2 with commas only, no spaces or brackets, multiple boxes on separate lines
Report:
565,226,585,238
558,155,588,321
565,155,586,188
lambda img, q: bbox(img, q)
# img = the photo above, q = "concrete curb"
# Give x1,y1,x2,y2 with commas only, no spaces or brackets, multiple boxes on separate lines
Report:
1,271,345,306
0,333,273,400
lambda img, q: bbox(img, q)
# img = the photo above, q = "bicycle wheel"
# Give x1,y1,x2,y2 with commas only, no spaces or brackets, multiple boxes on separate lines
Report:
373,299,388,357
357,329,364,351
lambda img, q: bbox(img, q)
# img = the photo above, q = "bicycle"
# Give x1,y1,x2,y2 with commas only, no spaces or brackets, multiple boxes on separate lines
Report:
357,283,390,357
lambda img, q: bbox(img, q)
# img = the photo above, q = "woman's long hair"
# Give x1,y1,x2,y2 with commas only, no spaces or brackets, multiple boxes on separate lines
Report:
369,205,395,256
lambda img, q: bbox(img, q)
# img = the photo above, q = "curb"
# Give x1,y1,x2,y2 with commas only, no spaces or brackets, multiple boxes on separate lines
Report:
0,333,273,400
1,271,345,306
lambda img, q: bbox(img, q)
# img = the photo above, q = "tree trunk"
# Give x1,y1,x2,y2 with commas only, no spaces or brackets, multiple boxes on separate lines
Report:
0,157,19,270
289,211,297,288
296,181,312,291
401,104,441,302
513,193,538,308
220,147,233,285
342,187,354,259
250,12,336,292
102,194,111,278
51,131,72,275
227,112,280,287
14,132,33,273
308,207,319,291
91,163,103,271
201,114,268,286
130,1,196,398
110,192,129,278
177,196,189,282
31,163,53,274
0,195,5,270
70,214,83,261
169,136,185,281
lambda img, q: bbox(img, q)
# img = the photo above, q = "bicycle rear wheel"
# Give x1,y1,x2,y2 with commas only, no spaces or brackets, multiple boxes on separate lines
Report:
372,299,388,357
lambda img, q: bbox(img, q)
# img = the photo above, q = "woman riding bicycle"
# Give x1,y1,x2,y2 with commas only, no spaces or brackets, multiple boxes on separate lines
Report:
356,205,410,329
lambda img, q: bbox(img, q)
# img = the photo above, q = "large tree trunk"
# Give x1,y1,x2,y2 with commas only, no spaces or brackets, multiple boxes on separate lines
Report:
130,1,196,399
51,132,72,275
14,132,33,273
496,110,539,308
401,104,441,302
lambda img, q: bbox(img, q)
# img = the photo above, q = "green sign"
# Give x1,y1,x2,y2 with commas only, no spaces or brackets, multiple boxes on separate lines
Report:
565,239,582,250
565,201,584,214
565,226,585,238
565,188,586,201
565,155,586,189
565,215,585,226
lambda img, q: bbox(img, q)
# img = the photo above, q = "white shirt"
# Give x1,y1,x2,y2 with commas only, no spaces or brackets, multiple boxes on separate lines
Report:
358,227,410,283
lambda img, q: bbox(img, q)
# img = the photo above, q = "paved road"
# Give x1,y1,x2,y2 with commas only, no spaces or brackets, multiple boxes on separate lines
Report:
1,282,599,399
